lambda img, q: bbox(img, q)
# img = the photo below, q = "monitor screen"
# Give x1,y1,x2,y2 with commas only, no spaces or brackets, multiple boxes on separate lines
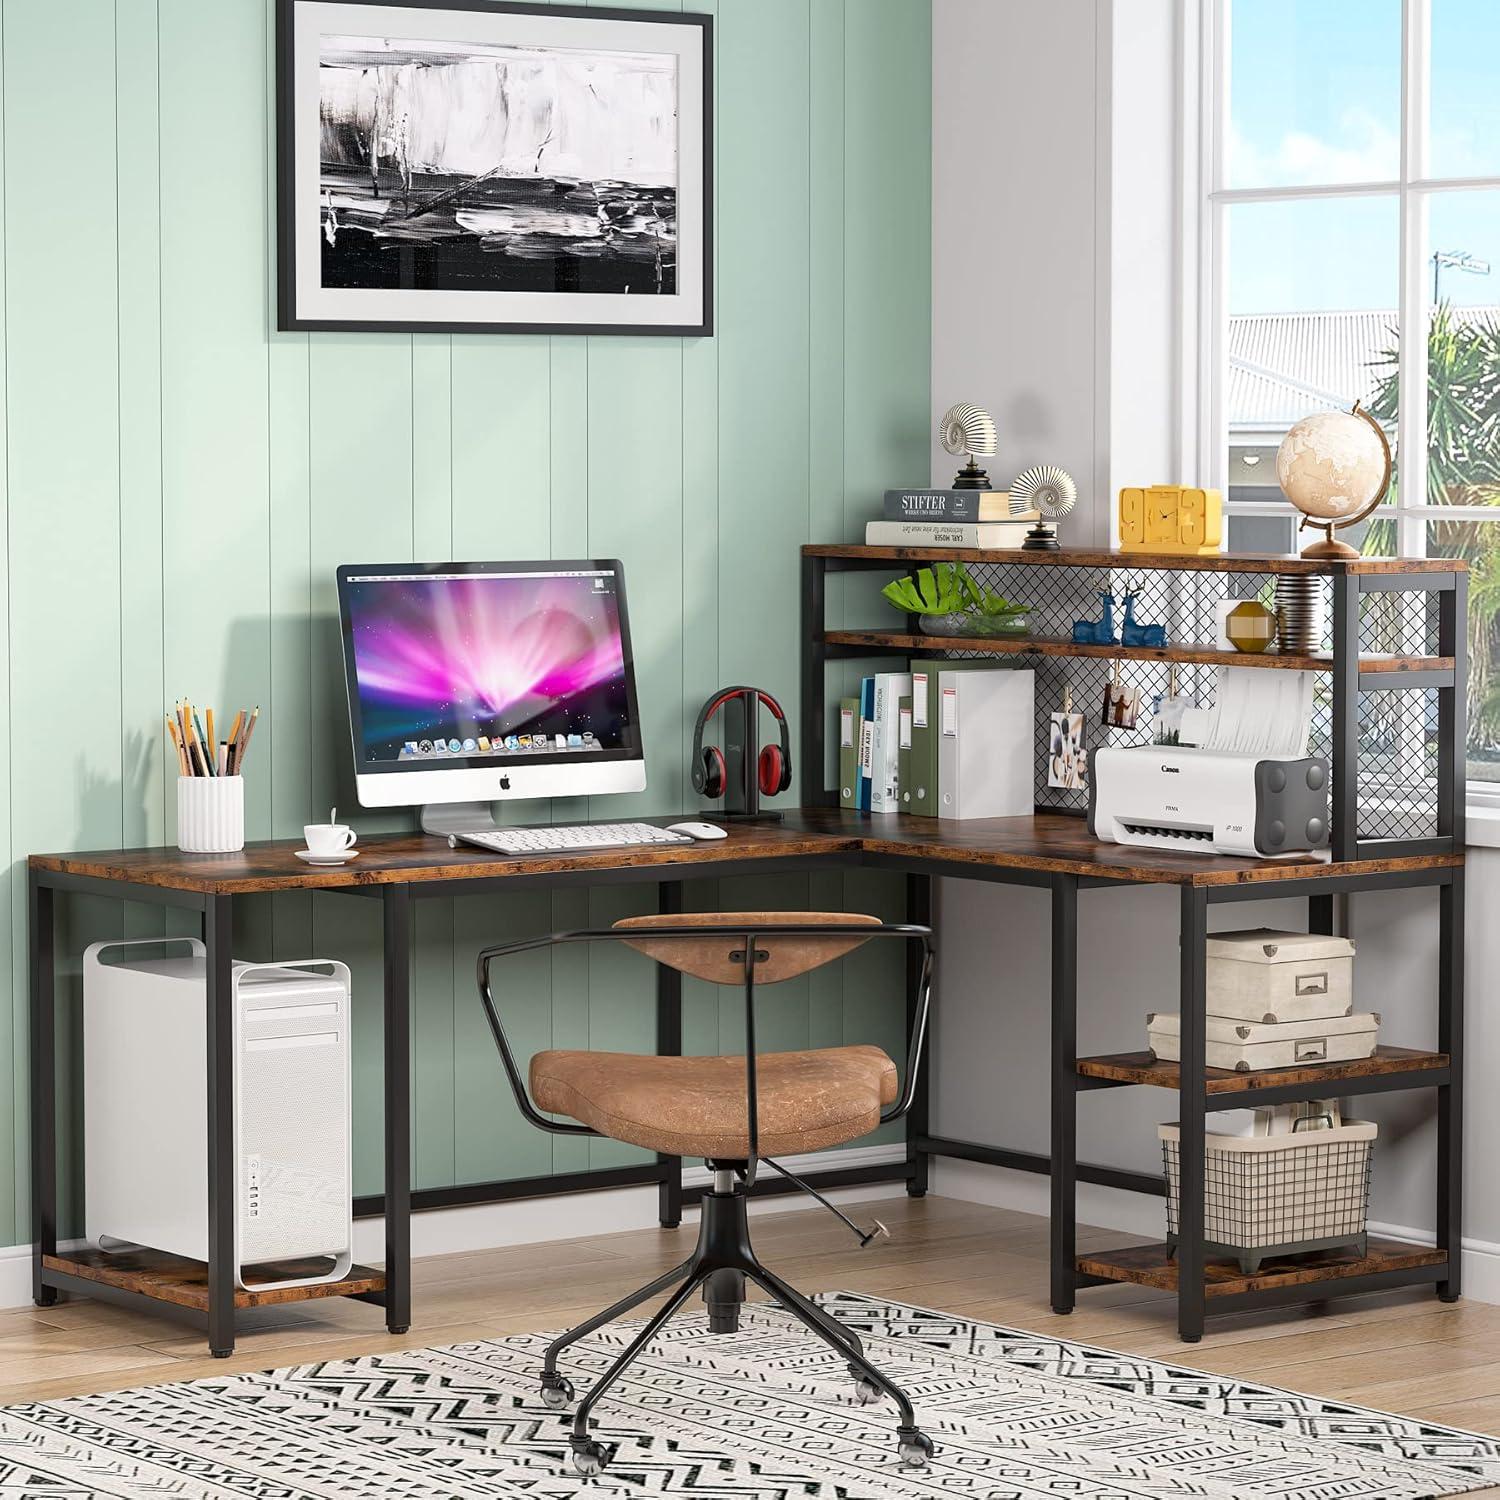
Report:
337,561,644,778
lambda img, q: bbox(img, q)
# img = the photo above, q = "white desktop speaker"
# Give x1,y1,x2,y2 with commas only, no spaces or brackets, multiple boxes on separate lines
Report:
83,940,352,1291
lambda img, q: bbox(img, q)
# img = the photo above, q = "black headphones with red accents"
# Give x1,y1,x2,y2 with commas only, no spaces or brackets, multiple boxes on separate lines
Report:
691,686,792,816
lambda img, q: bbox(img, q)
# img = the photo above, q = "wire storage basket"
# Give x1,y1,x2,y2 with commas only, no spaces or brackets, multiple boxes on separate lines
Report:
1159,1118,1376,1275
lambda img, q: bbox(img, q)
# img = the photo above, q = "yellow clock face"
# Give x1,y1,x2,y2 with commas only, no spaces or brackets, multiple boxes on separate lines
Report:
1148,498,1178,541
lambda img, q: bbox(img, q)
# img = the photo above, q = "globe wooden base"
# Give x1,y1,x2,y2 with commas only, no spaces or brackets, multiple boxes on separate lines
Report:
1300,530,1362,560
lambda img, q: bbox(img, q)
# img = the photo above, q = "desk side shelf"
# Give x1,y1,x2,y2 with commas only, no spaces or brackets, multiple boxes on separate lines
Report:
43,1246,386,1313
801,543,1468,1339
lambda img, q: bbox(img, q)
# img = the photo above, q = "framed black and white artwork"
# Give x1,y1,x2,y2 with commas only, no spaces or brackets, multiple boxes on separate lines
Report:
277,0,711,335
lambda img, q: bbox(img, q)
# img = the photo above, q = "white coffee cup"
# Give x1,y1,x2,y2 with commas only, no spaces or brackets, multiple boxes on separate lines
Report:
304,822,357,857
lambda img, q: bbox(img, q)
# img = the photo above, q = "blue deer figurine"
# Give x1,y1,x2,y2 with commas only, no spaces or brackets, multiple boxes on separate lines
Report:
1119,589,1168,648
1072,591,1118,645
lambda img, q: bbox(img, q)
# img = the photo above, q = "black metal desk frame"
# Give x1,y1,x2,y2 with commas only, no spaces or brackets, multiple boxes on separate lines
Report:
29,848,914,1357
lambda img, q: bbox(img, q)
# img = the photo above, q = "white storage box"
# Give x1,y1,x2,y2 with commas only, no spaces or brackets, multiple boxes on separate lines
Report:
83,939,352,1291
1206,928,1354,1023
1147,1010,1379,1071
1160,1118,1376,1273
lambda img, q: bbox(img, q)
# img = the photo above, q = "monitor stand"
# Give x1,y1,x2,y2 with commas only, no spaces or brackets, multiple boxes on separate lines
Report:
420,801,502,839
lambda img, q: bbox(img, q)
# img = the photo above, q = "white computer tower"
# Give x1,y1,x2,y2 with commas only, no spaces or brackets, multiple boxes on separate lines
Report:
83,940,353,1290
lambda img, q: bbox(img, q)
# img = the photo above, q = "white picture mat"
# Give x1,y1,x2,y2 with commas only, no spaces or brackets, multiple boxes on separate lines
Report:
291,2,706,328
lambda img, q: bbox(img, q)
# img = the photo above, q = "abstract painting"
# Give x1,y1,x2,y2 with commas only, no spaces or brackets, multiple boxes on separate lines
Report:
278,1,711,334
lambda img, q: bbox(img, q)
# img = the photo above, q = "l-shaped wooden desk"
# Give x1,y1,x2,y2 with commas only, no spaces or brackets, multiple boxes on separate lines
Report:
29,808,1462,1351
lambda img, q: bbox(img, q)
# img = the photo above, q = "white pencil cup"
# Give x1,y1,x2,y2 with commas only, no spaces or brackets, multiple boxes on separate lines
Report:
177,777,245,853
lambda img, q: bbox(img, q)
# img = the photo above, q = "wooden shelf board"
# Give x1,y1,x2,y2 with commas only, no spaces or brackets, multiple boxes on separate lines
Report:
44,1247,385,1311
1077,1237,1447,1297
824,630,1450,676
1076,1045,1448,1095
804,543,1466,576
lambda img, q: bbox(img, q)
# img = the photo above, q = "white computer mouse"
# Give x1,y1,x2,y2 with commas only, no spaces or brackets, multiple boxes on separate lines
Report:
666,820,730,841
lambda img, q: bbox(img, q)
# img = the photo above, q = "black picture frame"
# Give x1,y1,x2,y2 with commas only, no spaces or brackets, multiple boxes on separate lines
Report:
277,0,713,336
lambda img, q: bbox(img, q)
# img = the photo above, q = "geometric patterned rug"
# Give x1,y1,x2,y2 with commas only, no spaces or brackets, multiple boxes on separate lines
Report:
0,1291,1497,1498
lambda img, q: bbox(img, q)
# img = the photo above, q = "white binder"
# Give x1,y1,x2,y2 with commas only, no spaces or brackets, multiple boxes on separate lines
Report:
937,668,1034,819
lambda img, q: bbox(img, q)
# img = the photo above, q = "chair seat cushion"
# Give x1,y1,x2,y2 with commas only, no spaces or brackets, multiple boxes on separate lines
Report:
530,1045,899,1159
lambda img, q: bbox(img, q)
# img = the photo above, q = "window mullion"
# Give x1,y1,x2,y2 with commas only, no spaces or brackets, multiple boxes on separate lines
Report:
1397,0,1430,554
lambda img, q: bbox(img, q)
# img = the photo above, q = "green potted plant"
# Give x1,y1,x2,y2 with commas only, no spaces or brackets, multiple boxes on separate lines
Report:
880,563,1031,637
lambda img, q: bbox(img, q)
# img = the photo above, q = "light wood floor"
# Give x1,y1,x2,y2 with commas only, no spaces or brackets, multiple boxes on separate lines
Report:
4,1194,1499,1493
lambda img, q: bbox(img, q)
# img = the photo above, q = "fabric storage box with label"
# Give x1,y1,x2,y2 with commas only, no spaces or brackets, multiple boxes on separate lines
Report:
1160,1118,1377,1273
1147,1010,1380,1071
1205,928,1354,1023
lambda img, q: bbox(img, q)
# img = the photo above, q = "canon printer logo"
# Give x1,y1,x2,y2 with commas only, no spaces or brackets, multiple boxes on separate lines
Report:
1160,764,1180,774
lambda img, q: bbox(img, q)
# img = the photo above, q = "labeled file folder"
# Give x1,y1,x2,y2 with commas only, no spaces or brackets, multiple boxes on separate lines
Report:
908,659,1009,817
937,667,1034,819
838,697,859,809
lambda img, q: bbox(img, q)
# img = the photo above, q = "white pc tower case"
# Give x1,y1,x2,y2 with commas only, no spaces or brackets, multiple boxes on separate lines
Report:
83,940,352,1290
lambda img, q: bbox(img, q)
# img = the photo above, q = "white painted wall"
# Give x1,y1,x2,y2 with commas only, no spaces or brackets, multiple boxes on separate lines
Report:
929,0,1498,1298
930,0,1110,544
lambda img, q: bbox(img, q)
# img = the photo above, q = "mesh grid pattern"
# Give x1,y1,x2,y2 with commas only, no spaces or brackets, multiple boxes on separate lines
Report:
1162,1129,1373,1257
913,560,1440,842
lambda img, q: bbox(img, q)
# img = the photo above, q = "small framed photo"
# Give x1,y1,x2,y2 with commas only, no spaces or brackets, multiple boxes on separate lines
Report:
277,0,713,335
1048,711,1087,790
1101,665,1142,730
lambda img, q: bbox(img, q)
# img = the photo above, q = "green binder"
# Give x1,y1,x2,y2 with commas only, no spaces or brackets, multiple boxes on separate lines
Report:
896,696,914,810
837,697,859,808
907,658,1006,816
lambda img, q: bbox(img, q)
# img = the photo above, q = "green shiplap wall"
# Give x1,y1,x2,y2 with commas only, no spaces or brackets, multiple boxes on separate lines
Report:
0,0,932,1243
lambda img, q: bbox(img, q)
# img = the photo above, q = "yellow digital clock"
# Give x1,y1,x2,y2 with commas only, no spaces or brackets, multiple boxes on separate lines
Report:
1118,485,1223,555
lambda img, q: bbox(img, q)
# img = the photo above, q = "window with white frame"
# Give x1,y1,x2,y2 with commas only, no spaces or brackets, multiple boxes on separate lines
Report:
1199,0,1500,792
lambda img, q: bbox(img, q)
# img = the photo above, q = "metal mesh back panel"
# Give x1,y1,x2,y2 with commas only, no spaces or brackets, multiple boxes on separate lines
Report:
918,560,1440,842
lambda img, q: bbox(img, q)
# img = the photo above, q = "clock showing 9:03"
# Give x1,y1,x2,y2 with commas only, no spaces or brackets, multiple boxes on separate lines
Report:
1118,485,1224,555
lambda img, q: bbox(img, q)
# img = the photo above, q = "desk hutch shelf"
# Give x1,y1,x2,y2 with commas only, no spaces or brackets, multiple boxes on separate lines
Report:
801,543,1466,1340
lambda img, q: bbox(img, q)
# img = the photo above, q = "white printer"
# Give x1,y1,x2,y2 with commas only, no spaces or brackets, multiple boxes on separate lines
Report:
1089,668,1330,858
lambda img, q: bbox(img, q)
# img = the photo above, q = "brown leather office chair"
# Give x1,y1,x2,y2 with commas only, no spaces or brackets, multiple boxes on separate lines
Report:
476,911,934,1478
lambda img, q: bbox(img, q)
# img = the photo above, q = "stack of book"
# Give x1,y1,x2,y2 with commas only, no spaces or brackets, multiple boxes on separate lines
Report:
837,660,1033,818
866,488,1039,550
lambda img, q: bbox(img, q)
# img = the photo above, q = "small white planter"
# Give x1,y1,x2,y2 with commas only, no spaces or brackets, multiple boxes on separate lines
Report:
177,776,245,853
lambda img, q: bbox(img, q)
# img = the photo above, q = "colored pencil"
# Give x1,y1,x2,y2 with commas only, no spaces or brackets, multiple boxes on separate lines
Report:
237,706,260,770
224,710,244,774
191,709,215,776
165,714,188,777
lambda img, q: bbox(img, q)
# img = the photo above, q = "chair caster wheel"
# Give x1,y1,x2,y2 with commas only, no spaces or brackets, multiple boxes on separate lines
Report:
540,1375,574,1410
897,1428,934,1469
853,1376,882,1405
571,1438,609,1476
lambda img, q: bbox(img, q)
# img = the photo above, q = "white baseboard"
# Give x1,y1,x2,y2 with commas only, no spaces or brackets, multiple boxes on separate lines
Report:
932,1158,1500,1307
0,1145,909,1312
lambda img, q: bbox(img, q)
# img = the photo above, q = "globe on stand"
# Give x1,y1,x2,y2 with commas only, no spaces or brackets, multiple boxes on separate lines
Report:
1276,404,1392,560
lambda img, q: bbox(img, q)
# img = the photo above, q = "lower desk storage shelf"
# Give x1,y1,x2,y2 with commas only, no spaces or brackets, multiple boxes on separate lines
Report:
1160,1119,1375,1274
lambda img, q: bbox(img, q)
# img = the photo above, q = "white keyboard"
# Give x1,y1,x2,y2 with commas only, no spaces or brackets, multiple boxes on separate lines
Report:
450,822,695,856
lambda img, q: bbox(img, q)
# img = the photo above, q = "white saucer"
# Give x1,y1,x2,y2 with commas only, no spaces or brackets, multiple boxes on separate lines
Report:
294,849,360,865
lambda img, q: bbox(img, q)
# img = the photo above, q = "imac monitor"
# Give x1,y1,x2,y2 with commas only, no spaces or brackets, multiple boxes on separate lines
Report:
336,561,647,819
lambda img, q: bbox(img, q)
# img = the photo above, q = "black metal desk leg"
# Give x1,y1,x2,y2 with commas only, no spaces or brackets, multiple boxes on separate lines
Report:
205,894,235,1356
1177,885,1208,1342
906,873,933,1199
29,872,57,1308
1049,874,1078,1315
1438,867,1464,1302
657,881,684,1229
383,884,412,1334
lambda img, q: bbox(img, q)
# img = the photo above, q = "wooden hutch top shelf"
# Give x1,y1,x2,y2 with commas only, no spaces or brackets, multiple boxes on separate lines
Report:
803,544,1468,576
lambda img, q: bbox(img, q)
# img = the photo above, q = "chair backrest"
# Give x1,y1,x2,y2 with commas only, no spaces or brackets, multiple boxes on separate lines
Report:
613,911,880,986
